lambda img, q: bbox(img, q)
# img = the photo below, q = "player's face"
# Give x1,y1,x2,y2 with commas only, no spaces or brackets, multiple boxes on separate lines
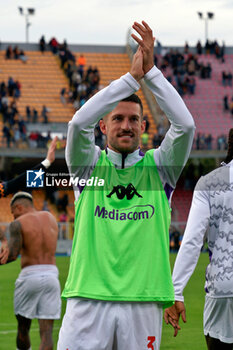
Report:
100,101,145,153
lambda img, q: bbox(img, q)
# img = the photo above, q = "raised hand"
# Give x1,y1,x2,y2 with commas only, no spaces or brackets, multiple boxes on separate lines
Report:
129,46,144,81
46,136,58,164
131,21,155,74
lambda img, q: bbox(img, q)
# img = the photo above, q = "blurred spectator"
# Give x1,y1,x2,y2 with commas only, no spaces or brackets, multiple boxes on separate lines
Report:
222,71,227,86
187,58,196,75
152,133,163,148
152,134,159,148
14,80,21,98
12,124,21,147
57,193,68,213
32,108,38,123
77,54,86,78
184,41,189,54
156,40,162,55
19,50,28,63
170,227,181,252
29,131,39,148
205,39,211,54
196,40,202,55
60,88,67,104
230,98,233,118
187,76,196,95
223,95,229,111
49,37,59,54
206,63,212,78
41,105,50,124
5,45,13,59
42,200,49,211
26,106,31,122
18,116,27,141
144,115,150,133
217,135,227,150
196,133,202,150
227,72,232,86
141,132,149,150
200,63,212,79
2,123,12,148
39,35,46,53
205,134,213,150
13,46,20,59
220,41,225,63
59,211,68,239
8,77,16,96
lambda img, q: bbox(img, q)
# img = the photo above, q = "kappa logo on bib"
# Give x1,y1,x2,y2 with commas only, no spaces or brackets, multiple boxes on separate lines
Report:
107,183,142,200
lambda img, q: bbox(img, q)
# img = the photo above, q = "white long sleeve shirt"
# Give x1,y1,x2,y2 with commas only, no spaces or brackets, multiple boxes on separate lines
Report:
172,160,233,301
65,65,195,201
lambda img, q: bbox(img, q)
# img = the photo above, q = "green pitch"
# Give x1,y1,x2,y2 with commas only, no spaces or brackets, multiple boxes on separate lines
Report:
0,254,209,349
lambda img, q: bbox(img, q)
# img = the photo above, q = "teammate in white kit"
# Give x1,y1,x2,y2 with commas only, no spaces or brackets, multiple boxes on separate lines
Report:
164,129,233,350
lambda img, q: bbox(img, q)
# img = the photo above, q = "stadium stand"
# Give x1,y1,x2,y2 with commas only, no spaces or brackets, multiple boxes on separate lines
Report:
0,50,74,122
171,189,193,223
159,51,233,144
183,54,233,142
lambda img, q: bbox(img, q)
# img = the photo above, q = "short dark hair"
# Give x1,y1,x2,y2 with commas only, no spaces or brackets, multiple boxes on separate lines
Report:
11,191,33,207
121,94,143,116
225,128,233,164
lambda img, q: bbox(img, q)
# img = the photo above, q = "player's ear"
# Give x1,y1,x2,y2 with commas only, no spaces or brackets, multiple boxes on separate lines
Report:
141,119,146,134
99,118,107,135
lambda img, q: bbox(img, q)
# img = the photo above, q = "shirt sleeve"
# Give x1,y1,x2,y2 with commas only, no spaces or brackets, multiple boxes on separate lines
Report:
1,163,47,197
65,72,140,182
143,66,196,188
172,177,210,301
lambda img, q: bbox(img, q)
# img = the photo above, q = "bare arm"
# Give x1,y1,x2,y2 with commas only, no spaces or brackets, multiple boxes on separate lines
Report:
44,136,57,165
0,228,9,265
4,221,23,264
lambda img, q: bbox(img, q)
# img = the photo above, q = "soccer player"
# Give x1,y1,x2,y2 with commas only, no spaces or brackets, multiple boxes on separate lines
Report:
0,191,61,350
164,129,233,349
58,21,195,350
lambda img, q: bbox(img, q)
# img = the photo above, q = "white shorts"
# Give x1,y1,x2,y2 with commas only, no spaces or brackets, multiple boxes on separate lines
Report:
204,296,233,343
14,264,61,320
57,298,163,350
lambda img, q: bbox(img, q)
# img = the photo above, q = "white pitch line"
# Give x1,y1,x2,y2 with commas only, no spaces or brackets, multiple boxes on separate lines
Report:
0,326,60,335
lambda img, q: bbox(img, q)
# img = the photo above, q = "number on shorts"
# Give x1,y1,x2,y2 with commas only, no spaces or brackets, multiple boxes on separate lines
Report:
147,336,156,349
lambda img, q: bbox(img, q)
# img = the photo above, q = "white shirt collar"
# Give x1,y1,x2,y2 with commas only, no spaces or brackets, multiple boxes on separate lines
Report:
106,147,143,168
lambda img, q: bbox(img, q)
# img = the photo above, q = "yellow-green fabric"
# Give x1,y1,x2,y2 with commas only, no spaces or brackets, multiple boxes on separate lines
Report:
62,150,174,307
